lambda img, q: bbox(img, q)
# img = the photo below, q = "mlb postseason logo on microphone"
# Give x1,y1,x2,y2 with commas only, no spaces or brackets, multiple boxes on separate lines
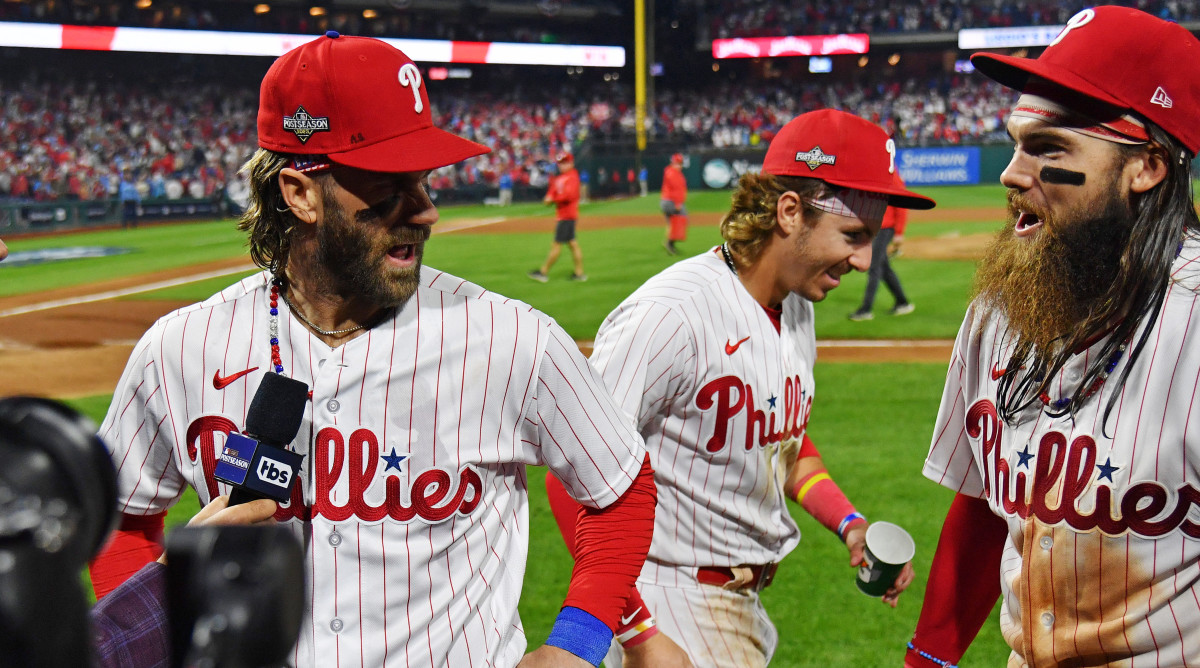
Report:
214,432,303,502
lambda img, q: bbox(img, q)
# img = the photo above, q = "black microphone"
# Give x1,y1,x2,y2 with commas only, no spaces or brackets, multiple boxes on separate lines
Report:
214,373,309,506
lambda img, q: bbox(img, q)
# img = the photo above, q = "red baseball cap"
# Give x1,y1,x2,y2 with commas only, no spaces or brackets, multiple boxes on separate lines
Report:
671,152,684,163
556,152,574,163
970,6,1200,155
763,109,935,210
257,31,490,172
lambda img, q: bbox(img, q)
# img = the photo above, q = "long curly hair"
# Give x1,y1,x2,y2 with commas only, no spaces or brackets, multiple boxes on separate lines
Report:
994,122,1200,426
237,149,299,277
720,172,832,270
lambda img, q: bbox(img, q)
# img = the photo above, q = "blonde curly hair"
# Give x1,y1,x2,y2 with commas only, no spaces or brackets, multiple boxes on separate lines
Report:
719,172,832,270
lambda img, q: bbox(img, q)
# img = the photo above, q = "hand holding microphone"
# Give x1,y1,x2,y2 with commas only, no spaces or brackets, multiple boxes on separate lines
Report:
213,372,309,506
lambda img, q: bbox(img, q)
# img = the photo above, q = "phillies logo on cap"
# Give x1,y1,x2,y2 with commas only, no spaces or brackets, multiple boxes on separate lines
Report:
282,105,331,144
397,63,424,114
1048,8,1094,47
794,146,836,171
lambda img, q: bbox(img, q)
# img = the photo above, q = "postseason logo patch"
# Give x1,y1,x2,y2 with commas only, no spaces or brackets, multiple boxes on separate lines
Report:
282,105,330,144
795,146,836,171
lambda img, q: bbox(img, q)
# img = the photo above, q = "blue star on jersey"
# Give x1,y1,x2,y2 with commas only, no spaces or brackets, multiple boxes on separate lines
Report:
1096,457,1119,482
381,447,408,473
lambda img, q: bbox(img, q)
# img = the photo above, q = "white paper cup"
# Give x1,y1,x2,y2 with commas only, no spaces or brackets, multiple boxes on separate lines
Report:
855,521,915,597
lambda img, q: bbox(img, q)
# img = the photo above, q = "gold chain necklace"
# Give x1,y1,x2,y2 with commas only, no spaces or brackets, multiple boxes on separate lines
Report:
279,289,367,337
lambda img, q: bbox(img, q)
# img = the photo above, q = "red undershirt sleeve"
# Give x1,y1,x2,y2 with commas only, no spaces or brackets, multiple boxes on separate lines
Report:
89,511,166,599
907,493,1006,666
799,433,820,458
547,455,656,630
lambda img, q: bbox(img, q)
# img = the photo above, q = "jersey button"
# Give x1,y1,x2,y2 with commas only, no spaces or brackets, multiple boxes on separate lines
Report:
1041,612,1054,627
327,399,341,413
1039,536,1053,550
330,618,343,633
329,529,342,547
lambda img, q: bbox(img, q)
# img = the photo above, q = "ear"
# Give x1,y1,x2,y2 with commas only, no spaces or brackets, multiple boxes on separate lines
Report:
277,167,322,225
1126,145,1168,194
775,191,804,236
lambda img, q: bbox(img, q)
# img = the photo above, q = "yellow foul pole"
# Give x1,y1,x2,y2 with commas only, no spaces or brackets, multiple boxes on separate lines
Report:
634,0,646,152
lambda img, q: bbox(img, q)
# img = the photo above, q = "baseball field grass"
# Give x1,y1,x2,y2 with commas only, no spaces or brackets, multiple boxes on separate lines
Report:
7,183,1021,665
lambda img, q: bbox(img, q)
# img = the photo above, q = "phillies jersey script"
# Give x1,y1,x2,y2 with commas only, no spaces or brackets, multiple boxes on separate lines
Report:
925,237,1200,667
590,249,814,576
100,269,646,668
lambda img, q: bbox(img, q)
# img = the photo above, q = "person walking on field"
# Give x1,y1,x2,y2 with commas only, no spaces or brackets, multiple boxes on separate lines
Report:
907,7,1200,668
848,171,916,320
660,152,688,255
87,33,656,668
529,152,587,282
547,109,934,668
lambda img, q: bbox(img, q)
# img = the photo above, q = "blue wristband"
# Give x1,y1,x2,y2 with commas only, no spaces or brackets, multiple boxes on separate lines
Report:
545,606,612,667
837,511,866,540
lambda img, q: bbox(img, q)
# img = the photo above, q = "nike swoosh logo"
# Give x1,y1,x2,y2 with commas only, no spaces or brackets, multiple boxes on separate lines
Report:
619,607,643,626
725,336,751,355
213,367,259,390
990,364,1006,380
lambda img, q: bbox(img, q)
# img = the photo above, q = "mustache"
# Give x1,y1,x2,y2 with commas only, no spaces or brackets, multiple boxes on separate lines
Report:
386,225,431,246
1006,190,1049,222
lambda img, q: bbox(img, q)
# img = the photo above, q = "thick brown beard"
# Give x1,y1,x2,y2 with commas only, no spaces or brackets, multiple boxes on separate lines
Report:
317,192,425,309
973,182,1133,355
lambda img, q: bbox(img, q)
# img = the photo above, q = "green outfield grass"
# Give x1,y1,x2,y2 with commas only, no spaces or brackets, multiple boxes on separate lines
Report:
2,183,1000,341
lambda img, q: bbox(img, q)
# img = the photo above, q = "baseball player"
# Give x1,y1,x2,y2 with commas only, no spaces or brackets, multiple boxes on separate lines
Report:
660,152,688,256
907,7,1200,668
88,33,656,668
548,109,934,667
528,152,586,282
848,171,915,321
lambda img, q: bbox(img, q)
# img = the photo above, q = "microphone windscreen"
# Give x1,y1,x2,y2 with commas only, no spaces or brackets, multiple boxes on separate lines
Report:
245,373,309,446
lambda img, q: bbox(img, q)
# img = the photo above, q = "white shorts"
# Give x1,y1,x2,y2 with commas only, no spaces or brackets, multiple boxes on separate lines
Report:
603,567,777,668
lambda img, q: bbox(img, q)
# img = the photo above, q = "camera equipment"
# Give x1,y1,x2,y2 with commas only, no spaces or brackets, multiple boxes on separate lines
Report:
0,397,118,668
167,524,305,668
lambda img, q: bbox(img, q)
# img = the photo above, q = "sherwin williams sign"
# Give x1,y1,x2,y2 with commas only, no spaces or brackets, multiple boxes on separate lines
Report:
896,147,980,186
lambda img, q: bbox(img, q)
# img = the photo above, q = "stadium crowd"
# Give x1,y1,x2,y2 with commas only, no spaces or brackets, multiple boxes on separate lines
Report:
0,71,1014,202
0,0,1184,204
5,0,1198,42
0,76,257,203
706,0,1200,37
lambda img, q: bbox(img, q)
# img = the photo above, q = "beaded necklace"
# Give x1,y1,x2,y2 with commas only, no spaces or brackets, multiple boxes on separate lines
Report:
268,279,285,374
1036,339,1128,412
269,279,318,404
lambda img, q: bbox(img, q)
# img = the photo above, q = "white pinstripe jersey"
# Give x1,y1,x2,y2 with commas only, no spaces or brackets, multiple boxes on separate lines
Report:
100,268,646,668
589,249,814,576
925,236,1200,668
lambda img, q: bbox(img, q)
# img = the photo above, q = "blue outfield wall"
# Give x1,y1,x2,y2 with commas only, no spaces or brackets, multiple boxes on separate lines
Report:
687,145,999,189
683,144,1200,190
896,147,981,186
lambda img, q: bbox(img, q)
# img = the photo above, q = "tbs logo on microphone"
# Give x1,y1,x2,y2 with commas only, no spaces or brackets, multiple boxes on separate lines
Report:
257,456,291,488
214,432,303,502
